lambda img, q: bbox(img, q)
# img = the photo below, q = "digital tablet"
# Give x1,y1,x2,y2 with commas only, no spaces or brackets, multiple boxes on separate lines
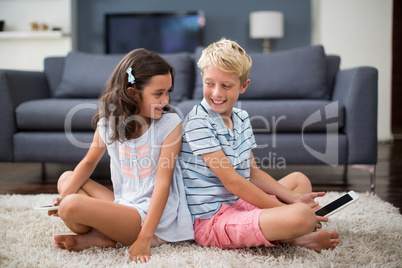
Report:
34,205,59,211
315,190,358,217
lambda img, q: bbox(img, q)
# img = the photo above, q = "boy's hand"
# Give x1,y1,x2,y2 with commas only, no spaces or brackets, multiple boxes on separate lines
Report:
292,192,325,211
128,236,152,263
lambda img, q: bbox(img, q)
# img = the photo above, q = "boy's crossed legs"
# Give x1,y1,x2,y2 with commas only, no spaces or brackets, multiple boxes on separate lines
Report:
261,172,340,252
194,172,340,252
259,203,340,253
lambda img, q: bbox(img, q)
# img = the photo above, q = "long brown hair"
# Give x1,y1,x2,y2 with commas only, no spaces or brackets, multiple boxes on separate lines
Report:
93,48,174,142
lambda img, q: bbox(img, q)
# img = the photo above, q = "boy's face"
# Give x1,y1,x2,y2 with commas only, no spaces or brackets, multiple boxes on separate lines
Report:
202,65,249,119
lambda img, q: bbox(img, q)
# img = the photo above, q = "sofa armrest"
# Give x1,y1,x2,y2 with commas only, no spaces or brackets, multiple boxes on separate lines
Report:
0,69,50,161
331,67,378,164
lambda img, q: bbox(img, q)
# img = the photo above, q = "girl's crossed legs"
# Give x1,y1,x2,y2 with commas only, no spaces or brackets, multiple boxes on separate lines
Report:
53,171,142,252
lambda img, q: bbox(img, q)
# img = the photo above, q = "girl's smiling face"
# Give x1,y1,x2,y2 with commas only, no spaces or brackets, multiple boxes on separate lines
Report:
137,73,172,122
202,65,249,120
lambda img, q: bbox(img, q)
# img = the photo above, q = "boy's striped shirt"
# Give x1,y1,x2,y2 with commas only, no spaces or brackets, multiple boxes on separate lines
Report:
179,99,257,221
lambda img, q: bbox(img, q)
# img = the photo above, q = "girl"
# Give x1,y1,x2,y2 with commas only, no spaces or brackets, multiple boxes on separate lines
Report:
49,49,194,263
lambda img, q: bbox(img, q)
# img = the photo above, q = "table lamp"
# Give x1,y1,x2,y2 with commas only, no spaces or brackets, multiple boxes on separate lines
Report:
250,11,284,53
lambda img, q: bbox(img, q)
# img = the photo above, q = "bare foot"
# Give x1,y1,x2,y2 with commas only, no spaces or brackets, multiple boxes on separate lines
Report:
54,229,116,252
288,231,340,253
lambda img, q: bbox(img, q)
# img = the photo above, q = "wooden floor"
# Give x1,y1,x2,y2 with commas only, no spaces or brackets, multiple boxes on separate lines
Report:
0,141,401,213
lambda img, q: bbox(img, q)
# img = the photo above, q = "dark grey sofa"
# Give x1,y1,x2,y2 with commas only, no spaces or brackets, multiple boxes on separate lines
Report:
0,45,378,191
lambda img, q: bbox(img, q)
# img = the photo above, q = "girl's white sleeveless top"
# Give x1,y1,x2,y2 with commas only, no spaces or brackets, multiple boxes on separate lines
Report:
97,113,194,242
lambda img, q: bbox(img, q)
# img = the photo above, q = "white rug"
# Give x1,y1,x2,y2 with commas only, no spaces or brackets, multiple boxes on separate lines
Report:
0,192,401,268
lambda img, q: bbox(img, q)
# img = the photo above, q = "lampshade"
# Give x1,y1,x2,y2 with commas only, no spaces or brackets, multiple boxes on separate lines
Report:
250,11,284,39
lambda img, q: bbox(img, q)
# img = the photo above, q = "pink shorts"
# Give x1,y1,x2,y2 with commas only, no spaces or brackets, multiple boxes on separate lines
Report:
194,199,279,249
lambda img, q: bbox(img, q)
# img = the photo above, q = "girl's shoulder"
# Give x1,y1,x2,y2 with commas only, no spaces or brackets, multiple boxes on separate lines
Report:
157,112,181,126
155,112,182,141
97,117,108,126
97,117,110,132
96,117,111,144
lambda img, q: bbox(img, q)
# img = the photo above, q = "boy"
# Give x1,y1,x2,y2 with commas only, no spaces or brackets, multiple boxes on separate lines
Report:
178,39,340,252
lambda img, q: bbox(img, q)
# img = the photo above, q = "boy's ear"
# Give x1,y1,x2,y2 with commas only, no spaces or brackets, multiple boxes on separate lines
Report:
240,79,250,94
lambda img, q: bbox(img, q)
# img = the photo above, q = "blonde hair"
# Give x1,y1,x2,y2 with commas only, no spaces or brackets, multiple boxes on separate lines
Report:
197,38,252,84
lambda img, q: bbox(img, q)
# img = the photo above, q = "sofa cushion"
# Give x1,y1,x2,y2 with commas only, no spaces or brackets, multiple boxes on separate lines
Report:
174,99,201,119
14,132,110,163
15,98,199,132
16,99,98,131
173,99,344,132
55,52,123,98
161,53,195,101
192,46,204,99
252,133,348,165
193,45,330,100
326,55,341,97
44,57,65,97
236,100,344,132
54,51,194,101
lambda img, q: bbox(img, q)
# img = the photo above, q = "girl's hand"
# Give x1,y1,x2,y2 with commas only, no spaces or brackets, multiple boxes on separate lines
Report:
292,192,326,211
128,236,152,263
52,196,64,206
47,196,64,217
315,215,328,230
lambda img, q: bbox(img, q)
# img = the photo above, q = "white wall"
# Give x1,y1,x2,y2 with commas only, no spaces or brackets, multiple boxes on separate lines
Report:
312,0,393,141
0,0,72,71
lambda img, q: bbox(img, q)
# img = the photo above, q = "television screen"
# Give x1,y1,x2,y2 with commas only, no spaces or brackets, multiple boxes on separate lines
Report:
105,11,205,54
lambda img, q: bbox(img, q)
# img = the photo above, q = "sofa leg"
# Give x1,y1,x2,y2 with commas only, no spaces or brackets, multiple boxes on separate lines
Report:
351,164,376,195
369,165,376,195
